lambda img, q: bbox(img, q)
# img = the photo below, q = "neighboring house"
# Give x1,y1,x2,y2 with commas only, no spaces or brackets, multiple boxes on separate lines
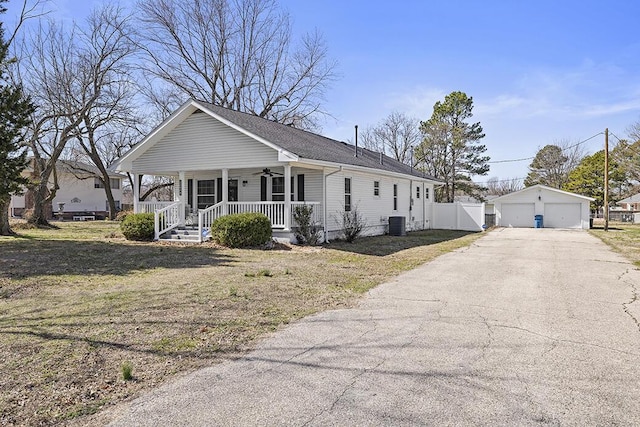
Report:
616,193,640,211
492,184,594,229
111,99,442,242
9,160,126,220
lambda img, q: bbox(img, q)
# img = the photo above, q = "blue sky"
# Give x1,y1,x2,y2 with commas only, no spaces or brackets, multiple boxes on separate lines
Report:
8,0,640,182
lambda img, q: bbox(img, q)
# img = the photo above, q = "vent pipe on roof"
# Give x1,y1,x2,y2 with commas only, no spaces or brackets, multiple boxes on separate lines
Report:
354,125,358,157
379,152,383,165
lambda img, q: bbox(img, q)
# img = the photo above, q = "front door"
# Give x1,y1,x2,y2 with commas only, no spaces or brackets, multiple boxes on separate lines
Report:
228,179,239,202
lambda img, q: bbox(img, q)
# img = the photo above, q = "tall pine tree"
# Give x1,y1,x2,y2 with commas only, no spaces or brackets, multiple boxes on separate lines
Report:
0,0,35,235
416,91,489,202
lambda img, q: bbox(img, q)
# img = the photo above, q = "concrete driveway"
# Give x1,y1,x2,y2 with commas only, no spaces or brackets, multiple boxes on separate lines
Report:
106,228,640,426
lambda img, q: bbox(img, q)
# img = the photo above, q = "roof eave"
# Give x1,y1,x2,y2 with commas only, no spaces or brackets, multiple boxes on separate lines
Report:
296,158,443,182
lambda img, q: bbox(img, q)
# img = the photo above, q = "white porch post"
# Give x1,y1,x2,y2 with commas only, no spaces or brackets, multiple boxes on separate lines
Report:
222,168,229,215
179,171,186,225
284,164,291,230
133,173,140,213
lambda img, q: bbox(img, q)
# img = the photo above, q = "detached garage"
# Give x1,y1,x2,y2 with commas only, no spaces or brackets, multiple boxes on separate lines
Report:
493,185,594,229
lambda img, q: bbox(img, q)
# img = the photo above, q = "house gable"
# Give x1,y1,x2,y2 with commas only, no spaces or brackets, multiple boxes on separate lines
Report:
131,111,281,175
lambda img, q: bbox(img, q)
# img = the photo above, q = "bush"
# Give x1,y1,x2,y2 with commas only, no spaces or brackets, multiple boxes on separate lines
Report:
115,210,133,221
120,213,155,241
340,206,366,243
211,213,272,248
292,204,321,245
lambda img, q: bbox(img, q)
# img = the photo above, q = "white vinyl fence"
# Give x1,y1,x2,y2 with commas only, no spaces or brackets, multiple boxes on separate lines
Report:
432,202,485,232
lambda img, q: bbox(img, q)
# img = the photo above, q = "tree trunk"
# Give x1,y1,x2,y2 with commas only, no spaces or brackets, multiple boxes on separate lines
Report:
0,199,15,235
29,182,51,225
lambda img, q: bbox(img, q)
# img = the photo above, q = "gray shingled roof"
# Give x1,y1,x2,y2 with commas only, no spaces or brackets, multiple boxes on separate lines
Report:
617,193,640,204
197,101,441,182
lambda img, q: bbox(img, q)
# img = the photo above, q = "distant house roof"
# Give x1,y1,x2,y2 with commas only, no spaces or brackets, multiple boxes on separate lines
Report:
26,158,126,178
115,99,441,182
617,193,640,204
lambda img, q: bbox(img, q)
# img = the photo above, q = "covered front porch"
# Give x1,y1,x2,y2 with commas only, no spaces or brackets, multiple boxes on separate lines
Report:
132,165,324,242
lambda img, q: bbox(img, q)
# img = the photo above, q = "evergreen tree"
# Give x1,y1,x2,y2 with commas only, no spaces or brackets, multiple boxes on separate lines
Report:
564,150,626,211
524,145,567,188
416,91,489,202
0,0,35,235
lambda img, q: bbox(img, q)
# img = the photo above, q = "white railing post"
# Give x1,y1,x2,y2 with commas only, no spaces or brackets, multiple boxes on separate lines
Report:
222,169,229,215
154,212,160,240
133,173,140,213
284,165,291,230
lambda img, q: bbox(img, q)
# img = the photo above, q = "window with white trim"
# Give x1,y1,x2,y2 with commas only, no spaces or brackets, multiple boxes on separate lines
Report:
271,177,284,201
345,178,352,211
94,177,120,189
373,181,380,196
416,186,420,199
197,180,216,209
393,184,398,210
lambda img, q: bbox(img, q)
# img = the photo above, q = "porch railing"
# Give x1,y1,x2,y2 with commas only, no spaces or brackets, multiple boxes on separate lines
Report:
198,201,224,242
150,201,322,242
228,202,286,227
154,201,181,240
197,201,322,240
139,201,175,214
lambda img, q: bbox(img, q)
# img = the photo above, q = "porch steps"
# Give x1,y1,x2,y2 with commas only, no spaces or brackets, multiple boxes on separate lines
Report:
159,226,202,243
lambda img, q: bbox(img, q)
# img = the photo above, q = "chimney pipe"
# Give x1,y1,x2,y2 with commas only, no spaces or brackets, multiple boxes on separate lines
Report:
380,152,383,165
354,125,358,157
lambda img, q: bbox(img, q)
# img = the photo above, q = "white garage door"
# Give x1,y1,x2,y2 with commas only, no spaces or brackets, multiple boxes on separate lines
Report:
501,203,535,227
544,203,582,228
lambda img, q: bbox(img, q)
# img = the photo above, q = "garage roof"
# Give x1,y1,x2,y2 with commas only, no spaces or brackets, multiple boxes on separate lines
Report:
491,184,595,202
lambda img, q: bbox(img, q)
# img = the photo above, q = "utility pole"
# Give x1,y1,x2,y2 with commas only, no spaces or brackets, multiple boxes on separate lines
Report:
604,128,609,231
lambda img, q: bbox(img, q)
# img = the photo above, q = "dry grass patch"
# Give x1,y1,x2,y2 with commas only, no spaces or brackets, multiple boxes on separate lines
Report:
589,221,640,267
0,221,481,426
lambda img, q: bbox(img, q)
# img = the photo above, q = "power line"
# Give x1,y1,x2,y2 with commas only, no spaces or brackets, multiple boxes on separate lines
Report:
486,132,604,164
473,177,526,185
488,157,534,164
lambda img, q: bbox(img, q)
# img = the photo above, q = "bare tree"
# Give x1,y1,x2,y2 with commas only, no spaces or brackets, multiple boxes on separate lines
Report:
628,120,640,142
360,112,420,164
485,177,523,196
68,6,141,219
5,0,49,47
13,5,139,223
136,0,336,128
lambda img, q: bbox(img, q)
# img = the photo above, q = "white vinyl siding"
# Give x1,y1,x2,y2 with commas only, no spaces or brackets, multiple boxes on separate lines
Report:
325,169,422,237
50,170,124,213
132,112,279,173
295,168,322,203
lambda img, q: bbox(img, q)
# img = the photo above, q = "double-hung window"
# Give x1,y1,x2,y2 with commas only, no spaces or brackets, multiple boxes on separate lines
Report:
373,181,380,197
197,180,216,209
344,178,352,211
271,177,285,201
393,184,398,210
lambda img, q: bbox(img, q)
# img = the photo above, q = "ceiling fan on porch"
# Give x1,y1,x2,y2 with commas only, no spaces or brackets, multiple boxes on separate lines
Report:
253,168,283,177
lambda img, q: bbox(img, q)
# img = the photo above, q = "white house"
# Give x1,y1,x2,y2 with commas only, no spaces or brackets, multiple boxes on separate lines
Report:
492,184,594,229
9,160,125,220
111,99,443,242
616,193,640,211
